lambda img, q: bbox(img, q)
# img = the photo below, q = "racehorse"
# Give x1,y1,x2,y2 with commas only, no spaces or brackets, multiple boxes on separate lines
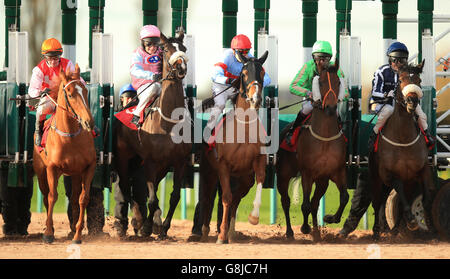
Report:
113,31,191,239
369,61,435,239
33,64,97,244
276,61,349,241
199,51,269,244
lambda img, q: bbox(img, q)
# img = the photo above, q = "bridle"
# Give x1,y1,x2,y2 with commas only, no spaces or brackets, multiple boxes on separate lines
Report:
320,71,338,109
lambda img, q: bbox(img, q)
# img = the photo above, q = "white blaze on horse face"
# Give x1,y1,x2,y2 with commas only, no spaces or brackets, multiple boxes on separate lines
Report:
169,43,188,70
75,84,88,108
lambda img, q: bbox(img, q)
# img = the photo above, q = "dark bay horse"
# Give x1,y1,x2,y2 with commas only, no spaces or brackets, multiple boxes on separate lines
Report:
199,51,269,244
369,61,435,239
114,32,191,239
33,64,96,243
277,62,349,241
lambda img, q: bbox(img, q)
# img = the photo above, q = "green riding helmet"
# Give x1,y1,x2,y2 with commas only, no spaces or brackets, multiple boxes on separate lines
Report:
312,40,333,57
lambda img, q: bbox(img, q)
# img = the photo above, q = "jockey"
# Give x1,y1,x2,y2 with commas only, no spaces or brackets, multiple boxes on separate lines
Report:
28,38,77,146
118,83,137,110
205,34,271,137
285,40,347,146
367,41,434,149
130,24,163,128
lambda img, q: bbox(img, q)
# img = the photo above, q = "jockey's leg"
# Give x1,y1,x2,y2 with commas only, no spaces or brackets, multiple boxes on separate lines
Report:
369,104,394,149
285,101,313,146
204,83,234,141
416,105,435,148
34,97,55,146
132,82,162,127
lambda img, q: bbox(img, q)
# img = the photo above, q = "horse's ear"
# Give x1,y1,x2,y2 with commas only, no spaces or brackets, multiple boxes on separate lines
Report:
175,28,185,42
59,66,67,83
160,33,168,44
417,59,425,73
75,63,80,74
258,50,268,65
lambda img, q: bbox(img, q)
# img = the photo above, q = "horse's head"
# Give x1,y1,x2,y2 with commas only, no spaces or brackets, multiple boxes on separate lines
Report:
159,31,188,80
397,60,424,114
58,64,94,132
312,60,344,116
236,50,268,109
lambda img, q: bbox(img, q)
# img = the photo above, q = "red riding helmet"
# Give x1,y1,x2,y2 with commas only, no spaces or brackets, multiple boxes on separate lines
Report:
231,34,252,50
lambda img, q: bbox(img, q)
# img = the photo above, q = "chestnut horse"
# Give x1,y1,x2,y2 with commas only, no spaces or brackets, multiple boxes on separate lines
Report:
114,32,191,239
33,64,96,243
277,62,349,241
199,51,269,244
369,62,435,239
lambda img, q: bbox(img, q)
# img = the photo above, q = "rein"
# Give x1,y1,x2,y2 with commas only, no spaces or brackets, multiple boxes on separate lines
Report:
46,79,87,138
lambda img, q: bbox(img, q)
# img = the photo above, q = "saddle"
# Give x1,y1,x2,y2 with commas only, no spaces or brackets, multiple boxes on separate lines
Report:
280,113,312,152
115,97,159,130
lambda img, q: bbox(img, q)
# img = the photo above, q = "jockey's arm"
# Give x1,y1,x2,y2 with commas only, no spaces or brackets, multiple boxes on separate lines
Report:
337,68,350,101
211,64,228,85
28,66,45,98
289,63,311,97
371,70,387,103
130,53,156,81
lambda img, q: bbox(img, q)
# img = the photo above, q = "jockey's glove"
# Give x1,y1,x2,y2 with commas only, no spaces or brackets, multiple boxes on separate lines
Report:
40,88,50,96
385,89,395,98
153,73,162,81
225,77,235,85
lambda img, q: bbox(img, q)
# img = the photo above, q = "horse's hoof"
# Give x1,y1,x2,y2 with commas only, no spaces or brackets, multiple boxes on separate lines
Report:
312,229,321,242
216,238,228,244
248,215,259,225
187,234,202,242
323,214,337,224
301,224,311,235
42,235,55,244
338,229,349,239
158,233,168,240
72,239,82,245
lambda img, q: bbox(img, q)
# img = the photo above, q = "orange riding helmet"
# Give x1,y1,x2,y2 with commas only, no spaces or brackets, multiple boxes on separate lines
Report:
41,38,63,56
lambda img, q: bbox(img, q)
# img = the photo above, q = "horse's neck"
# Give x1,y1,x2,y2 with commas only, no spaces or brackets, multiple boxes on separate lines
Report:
384,103,418,138
159,80,185,111
55,100,79,133
310,108,339,135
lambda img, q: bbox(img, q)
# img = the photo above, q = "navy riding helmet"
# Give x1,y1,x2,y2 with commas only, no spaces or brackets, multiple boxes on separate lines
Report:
119,83,136,98
387,42,409,57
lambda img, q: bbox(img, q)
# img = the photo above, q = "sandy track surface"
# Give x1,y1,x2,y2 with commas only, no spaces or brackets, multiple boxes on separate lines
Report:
0,213,448,259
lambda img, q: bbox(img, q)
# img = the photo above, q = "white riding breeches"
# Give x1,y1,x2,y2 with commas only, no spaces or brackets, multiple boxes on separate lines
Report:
207,82,238,129
133,82,162,117
36,96,56,122
373,104,428,133
300,101,313,115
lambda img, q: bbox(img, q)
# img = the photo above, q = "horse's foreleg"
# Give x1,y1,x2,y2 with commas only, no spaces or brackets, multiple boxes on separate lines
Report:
161,164,186,239
249,156,266,225
217,168,231,244
73,162,96,244
300,175,314,235
69,176,82,234
199,166,218,242
324,169,349,224
391,178,418,231
229,176,253,243
310,178,328,241
43,166,60,243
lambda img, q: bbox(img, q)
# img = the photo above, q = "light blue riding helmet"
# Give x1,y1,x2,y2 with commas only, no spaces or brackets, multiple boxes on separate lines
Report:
119,83,136,97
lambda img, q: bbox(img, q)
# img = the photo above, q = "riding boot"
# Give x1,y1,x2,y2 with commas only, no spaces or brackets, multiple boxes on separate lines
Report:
285,112,307,147
424,129,436,149
367,131,378,152
34,119,44,147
